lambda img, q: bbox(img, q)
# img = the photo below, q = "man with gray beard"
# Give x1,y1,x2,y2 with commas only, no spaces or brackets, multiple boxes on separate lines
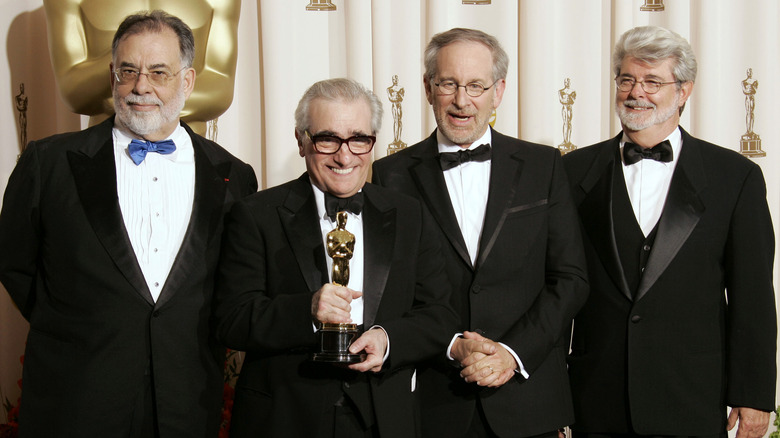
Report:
563,26,775,438
0,10,257,437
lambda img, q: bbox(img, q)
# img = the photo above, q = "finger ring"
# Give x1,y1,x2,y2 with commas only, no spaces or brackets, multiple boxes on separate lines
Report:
488,366,494,373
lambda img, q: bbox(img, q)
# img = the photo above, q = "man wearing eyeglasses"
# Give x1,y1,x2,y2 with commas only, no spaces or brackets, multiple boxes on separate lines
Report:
563,26,775,438
372,28,588,438
213,78,458,437
0,11,257,437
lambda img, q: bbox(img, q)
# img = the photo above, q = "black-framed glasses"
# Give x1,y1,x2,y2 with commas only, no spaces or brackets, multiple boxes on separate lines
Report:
434,80,498,97
305,130,376,155
615,77,678,94
113,66,187,87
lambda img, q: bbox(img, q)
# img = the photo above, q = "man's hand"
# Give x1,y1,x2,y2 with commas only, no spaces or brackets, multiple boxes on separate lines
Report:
727,407,770,438
311,283,362,324
451,330,497,363
457,331,516,387
347,328,387,373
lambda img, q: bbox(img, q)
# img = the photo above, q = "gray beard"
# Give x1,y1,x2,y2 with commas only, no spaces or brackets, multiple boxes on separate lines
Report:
616,95,679,131
113,87,185,136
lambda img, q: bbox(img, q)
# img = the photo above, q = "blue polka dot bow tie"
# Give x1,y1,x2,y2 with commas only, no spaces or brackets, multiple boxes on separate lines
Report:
128,139,177,165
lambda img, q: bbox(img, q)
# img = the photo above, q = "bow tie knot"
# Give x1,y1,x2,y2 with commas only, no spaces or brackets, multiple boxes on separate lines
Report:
623,140,673,165
325,192,364,221
439,143,492,170
128,139,177,165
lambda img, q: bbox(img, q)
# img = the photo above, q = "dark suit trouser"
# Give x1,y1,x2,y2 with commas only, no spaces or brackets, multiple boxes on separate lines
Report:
464,397,559,438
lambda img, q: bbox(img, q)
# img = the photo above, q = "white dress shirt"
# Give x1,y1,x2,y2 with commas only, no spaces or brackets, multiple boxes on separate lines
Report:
438,129,491,266
113,125,195,302
621,128,682,236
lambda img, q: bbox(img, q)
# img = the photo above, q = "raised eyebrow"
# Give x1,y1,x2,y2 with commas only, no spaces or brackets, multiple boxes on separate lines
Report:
310,130,338,137
118,62,139,69
350,131,372,137
148,64,172,71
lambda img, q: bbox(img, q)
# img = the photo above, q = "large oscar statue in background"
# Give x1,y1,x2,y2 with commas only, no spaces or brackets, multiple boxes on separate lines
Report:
43,0,240,136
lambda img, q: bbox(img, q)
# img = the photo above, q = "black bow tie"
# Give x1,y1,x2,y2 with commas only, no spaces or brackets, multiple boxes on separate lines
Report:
324,192,364,221
438,144,492,170
623,140,673,165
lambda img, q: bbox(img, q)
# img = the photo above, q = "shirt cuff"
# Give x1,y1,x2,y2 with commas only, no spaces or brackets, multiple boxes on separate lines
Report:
446,333,463,361
499,342,529,379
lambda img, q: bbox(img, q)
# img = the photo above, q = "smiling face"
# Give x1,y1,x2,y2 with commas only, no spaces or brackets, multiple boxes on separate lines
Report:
615,56,692,144
297,97,372,198
111,28,195,141
426,41,505,149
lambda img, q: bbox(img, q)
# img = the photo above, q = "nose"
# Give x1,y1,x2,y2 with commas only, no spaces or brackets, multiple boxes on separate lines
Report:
133,73,154,94
627,81,646,98
452,86,471,107
332,142,355,165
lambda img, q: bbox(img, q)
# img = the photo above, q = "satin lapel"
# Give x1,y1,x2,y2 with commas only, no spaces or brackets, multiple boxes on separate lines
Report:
635,130,705,301
475,135,522,269
156,135,229,308
361,185,395,327
279,175,330,293
409,135,471,268
67,132,153,305
577,140,632,301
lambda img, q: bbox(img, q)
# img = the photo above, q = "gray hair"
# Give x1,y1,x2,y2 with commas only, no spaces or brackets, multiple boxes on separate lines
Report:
294,78,383,135
612,26,697,84
424,28,509,83
112,10,195,69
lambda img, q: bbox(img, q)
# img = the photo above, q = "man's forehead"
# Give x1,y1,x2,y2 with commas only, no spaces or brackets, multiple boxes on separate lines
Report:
620,57,675,75
114,30,180,64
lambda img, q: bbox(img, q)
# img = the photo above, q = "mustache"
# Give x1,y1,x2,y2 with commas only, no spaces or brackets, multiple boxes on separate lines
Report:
623,99,656,109
123,95,163,107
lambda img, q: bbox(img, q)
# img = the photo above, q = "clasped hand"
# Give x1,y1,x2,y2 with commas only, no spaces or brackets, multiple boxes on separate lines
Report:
452,331,516,387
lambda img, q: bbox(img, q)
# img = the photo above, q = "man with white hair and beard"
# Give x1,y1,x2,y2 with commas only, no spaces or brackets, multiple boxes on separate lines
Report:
563,26,776,438
0,10,257,437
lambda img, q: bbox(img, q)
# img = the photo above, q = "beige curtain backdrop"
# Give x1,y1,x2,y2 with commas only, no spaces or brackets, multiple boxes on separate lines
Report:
0,0,778,428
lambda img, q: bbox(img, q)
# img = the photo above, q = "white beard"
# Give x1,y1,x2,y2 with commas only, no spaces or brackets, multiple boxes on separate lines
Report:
616,93,680,131
113,85,186,136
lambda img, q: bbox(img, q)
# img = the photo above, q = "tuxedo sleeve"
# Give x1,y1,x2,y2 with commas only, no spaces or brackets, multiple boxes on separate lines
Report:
499,151,589,375
213,199,319,353
0,144,42,320
724,164,776,410
380,206,459,371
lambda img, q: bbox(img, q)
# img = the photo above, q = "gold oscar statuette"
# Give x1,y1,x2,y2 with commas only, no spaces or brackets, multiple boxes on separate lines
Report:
640,0,665,11
739,68,764,158
311,211,366,363
557,78,577,155
387,75,407,155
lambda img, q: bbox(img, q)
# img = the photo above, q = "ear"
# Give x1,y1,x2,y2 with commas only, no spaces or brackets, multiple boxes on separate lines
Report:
677,81,693,109
295,129,305,157
109,63,116,88
181,67,196,99
423,76,434,105
492,78,506,109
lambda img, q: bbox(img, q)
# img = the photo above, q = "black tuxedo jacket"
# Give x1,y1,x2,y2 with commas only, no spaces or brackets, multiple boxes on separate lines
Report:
213,175,458,437
372,129,589,437
563,128,776,435
0,117,257,437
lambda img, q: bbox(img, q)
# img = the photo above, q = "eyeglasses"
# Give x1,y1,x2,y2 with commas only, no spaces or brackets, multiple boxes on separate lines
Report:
615,77,678,94
113,66,187,87
305,130,376,155
433,80,498,97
